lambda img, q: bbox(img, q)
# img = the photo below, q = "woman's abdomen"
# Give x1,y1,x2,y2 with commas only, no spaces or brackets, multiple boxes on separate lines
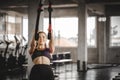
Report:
33,56,51,65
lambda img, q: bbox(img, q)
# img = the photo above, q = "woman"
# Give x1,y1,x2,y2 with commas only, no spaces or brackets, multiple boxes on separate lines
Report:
29,31,55,80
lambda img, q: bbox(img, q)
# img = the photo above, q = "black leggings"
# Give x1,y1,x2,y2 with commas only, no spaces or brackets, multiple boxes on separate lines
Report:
29,64,54,80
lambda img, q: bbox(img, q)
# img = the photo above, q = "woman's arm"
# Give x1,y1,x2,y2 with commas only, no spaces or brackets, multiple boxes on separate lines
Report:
29,34,36,55
49,31,55,54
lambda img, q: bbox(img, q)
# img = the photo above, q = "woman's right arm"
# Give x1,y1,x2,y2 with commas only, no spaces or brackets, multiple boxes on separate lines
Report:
29,35,36,55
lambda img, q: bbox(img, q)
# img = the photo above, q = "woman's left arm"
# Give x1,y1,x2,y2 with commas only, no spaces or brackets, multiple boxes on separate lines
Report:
49,31,55,54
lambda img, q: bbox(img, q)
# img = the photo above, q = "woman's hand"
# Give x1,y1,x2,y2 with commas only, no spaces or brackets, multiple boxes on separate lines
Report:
49,30,55,54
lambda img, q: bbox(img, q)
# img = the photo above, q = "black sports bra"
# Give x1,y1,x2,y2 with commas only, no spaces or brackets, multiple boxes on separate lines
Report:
31,48,51,61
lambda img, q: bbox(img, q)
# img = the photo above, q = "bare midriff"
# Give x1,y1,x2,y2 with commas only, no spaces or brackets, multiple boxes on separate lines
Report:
33,56,51,65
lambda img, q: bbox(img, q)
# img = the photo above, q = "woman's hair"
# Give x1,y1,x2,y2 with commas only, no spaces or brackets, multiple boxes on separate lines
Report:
38,31,47,36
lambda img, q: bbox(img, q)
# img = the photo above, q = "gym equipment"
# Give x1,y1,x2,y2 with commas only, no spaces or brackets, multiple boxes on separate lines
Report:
35,0,44,40
34,0,53,40
4,40,13,58
47,0,53,40
14,35,21,57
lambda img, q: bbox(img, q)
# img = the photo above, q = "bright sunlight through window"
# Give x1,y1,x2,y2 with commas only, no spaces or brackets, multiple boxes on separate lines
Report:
44,17,78,47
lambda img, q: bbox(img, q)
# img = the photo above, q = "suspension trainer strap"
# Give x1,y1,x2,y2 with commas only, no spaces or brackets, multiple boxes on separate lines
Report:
48,0,53,40
35,0,44,40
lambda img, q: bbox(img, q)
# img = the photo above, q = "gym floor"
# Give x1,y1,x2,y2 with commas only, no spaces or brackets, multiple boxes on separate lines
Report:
1,63,120,80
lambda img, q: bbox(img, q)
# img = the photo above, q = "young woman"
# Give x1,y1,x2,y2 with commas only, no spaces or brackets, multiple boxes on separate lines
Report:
29,31,55,80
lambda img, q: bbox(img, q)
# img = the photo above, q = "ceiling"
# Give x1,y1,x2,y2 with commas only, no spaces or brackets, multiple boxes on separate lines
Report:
0,0,120,16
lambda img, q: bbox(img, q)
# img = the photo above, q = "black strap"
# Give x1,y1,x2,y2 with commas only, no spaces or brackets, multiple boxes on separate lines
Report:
48,0,53,40
35,0,53,40
35,0,44,40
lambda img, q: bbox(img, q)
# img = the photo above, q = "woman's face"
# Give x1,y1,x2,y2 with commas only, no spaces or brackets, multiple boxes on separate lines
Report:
38,32,47,45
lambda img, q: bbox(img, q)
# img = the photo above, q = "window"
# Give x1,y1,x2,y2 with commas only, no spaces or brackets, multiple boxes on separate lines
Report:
87,16,97,47
110,16,120,46
6,16,22,41
44,17,78,47
0,14,5,40
0,13,28,47
23,18,28,45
